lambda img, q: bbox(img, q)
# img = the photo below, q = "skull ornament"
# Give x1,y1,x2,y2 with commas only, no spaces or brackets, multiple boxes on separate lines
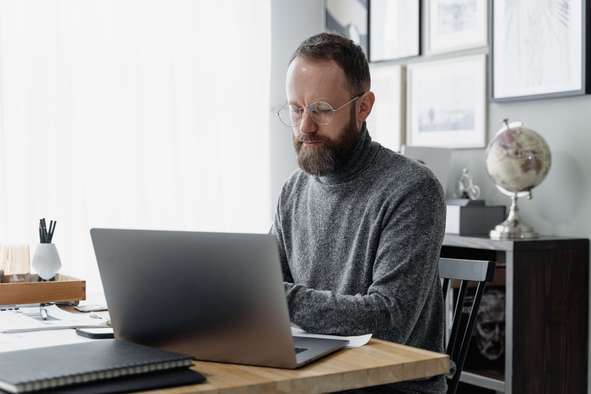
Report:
475,289,505,361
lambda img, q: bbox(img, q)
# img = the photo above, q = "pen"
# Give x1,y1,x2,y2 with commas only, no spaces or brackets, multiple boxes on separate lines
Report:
49,221,56,242
38,218,57,243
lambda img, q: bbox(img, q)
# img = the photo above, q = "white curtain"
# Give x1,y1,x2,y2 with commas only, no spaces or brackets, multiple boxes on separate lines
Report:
0,0,271,299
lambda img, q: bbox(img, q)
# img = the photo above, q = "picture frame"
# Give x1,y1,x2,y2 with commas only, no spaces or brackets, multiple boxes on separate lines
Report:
369,0,421,62
427,0,488,54
493,0,590,101
406,55,487,149
325,0,369,57
366,64,405,152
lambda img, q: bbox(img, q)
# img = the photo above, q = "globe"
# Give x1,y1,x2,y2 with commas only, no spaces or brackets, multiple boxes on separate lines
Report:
484,119,552,239
485,121,551,193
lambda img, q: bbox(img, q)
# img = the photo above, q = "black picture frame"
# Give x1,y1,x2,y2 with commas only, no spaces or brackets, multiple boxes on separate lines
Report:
492,0,591,102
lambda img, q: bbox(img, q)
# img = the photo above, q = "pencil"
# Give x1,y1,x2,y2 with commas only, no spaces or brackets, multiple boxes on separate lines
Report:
41,218,47,242
49,221,56,243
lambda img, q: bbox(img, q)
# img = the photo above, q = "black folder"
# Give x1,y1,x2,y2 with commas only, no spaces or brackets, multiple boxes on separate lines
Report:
0,369,205,394
0,339,204,393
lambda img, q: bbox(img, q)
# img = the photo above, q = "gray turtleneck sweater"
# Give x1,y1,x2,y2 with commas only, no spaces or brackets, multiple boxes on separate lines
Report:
272,126,447,393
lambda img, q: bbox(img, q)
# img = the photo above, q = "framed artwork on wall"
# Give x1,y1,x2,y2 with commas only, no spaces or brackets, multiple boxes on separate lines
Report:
427,0,488,54
406,55,486,149
369,0,420,62
366,64,405,152
493,0,590,101
325,0,368,56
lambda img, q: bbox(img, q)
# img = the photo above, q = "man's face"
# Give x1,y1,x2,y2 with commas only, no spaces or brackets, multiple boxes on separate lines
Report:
285,57,361,176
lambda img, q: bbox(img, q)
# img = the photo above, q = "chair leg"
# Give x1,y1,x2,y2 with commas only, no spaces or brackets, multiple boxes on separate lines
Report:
442,278,450,300
447,282,487,394
446,280,467,359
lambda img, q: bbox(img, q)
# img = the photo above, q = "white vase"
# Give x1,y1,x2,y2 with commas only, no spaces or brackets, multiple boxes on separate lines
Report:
32,244,62,280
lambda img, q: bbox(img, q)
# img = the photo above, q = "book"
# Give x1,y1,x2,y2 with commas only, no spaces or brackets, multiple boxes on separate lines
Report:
0,339,195,393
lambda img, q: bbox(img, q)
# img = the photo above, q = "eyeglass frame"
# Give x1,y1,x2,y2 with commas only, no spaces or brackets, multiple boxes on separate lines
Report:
276,92,365,128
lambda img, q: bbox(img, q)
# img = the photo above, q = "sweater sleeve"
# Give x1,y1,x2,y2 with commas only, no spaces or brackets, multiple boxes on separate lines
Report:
284,175,446,341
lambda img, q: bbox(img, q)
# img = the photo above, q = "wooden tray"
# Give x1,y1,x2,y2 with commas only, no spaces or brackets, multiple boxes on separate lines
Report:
0,274,85,305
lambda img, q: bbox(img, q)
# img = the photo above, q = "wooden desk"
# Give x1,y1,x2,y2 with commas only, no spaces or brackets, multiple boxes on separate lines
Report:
159,339,449,393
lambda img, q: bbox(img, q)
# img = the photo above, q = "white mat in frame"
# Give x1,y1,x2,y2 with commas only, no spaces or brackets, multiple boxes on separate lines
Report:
406,54,487,149
367,63,405,152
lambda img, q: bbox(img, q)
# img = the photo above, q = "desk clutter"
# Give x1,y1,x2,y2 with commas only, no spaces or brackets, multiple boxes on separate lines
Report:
0,306,206,393
0,304,108,336
0,218,63,286
0,273,85,306
0,218,85,306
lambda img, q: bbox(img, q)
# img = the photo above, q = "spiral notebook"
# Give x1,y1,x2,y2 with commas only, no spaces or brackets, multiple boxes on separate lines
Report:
0,339,196,393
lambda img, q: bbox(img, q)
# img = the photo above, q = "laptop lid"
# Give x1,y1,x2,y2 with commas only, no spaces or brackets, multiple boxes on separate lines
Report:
91,228,301,368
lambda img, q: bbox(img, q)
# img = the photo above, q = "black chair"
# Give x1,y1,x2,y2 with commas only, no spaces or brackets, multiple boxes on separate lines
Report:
439,257,496,394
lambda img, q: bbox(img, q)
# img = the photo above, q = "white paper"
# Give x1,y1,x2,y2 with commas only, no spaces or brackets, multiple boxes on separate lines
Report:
291,327,372,348
0,305,108,333
0,329,93,353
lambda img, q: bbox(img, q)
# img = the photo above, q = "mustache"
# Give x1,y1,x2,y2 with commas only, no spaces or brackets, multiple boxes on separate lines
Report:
296,135,326,144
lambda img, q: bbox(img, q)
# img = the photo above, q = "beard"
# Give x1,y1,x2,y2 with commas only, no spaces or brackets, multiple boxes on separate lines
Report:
293,110,361,176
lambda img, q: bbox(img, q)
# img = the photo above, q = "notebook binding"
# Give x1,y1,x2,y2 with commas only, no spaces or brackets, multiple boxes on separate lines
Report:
17,359,192,393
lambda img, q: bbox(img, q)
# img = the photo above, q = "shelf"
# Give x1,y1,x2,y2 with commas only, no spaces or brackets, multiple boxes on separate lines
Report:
443,236,589,394
443,234,587,252
461,369,505,392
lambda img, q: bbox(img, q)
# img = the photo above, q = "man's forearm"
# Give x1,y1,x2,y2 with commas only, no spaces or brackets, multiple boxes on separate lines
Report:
285,282,408,339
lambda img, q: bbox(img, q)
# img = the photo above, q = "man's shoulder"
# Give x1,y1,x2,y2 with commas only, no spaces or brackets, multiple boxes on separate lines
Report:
278,168,312,200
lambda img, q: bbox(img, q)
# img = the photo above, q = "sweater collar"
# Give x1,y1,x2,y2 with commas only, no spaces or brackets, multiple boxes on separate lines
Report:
315,122,374,185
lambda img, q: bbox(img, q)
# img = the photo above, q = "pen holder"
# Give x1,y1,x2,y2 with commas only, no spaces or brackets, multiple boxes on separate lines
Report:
32,243,62,280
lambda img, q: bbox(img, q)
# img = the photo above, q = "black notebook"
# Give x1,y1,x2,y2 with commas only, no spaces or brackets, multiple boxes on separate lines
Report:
0,339,195,393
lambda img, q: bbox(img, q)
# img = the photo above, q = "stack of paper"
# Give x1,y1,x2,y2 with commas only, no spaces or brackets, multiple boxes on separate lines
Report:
0,329,94,353
0,305,109,353
290,327,372,348
0,305,108,334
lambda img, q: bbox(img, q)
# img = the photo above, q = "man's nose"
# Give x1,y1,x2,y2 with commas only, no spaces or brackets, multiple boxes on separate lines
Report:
298,110,318,135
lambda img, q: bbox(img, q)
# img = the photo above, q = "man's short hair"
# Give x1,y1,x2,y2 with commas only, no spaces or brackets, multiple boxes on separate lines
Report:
290,33,370,95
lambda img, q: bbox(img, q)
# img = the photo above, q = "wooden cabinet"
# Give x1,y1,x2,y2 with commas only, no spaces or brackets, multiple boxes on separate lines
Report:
441,235,589,394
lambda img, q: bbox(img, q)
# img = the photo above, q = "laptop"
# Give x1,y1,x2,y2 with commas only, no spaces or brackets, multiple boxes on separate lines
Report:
90,228,348,369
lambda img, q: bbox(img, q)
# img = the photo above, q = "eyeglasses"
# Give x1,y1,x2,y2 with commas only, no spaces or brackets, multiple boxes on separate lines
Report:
276,93,364,128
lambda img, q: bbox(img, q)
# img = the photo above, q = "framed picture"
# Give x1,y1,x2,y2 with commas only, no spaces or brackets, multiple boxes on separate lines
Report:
366,64,405,152
493,0,590,101
406,55,486,149
369,0,420,62
325,0,368,56
427,0,488,54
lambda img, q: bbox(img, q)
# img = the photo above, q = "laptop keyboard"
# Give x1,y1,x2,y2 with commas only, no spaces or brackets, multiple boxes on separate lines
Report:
294,347,307,354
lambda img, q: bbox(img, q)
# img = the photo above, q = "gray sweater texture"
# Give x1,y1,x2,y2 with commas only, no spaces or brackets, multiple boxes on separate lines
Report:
272,126,447,393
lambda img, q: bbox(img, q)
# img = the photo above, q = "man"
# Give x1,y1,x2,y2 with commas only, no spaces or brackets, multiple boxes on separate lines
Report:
272,33,446,393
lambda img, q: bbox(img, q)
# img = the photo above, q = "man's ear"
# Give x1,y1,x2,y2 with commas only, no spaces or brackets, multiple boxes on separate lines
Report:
356,91,375,129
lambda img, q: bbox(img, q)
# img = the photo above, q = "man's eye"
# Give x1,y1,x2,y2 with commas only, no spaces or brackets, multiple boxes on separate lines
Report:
290,106,304,114
313,102,333,112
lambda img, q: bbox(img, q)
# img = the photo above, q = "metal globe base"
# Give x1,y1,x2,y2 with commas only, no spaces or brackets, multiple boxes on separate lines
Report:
490,192,538,240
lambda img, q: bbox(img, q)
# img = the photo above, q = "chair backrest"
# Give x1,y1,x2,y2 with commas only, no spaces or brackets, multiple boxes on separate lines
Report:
439,257,496,394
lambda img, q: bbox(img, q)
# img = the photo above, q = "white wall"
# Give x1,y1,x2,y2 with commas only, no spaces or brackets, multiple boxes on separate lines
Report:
269,0,323,213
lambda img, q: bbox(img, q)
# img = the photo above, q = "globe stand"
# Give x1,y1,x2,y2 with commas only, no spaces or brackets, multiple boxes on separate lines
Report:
490,191,537,240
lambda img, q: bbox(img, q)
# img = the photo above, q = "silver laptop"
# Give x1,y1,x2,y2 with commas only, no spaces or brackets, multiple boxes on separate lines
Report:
90,228,347,369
